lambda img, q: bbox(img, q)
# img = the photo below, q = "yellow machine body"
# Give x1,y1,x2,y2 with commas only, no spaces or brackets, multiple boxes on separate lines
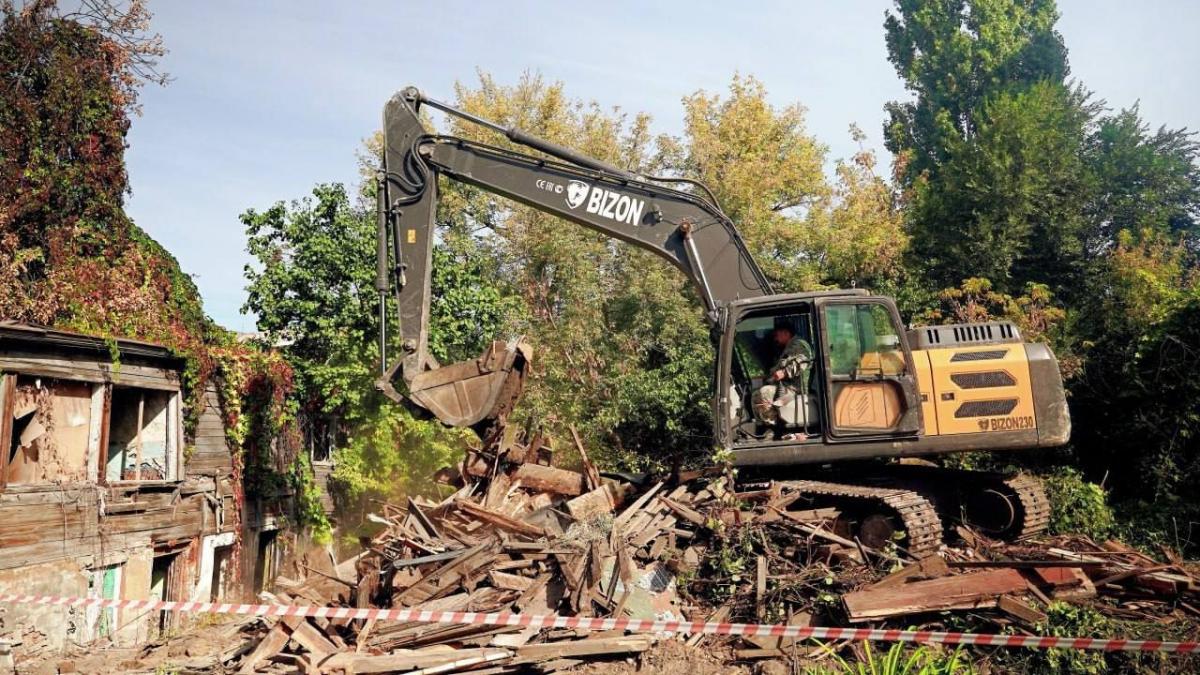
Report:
913,344,1037,438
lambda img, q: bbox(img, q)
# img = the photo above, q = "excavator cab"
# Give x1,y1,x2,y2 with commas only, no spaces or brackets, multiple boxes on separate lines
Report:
718,291,923,453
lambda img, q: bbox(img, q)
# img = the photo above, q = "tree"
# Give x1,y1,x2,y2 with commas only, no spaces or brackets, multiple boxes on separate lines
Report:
804,125,908,291
884,0,1091,293
908,81,1094,291
240,184,489,497
1070,231,1200,521
671,75,829,291
1085,105,1200,255
442,73,710,467
884,0,1200,300
884,0,1069,183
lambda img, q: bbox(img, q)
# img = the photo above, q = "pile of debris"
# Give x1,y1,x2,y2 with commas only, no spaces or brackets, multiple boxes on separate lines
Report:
218,434,1200,673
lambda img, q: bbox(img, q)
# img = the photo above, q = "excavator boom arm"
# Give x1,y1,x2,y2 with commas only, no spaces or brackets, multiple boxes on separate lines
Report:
376,87,770,431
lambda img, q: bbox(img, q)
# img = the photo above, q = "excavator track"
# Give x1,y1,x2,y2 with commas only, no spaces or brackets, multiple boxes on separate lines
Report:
997,473,1051,540
829,465,1051,543
777,480,944,558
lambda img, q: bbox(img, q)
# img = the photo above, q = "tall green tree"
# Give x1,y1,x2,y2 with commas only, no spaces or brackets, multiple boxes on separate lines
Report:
885,0,1200,297
1085,105,1200,254
884,0,1088,292
884,0,1069,181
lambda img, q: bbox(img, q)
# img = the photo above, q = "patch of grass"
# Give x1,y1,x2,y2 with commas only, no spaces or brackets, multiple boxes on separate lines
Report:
805,641,973,675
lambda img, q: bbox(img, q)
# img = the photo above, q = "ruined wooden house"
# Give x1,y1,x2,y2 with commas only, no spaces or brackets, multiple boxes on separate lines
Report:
0,323,301,650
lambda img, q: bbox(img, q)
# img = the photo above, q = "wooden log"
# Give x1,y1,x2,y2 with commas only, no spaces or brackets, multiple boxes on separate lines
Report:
510,462,586,496
843,569,1028,622
566,483,630,521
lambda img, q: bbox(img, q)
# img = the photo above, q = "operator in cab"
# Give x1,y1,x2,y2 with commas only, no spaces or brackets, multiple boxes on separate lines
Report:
751,317,814,439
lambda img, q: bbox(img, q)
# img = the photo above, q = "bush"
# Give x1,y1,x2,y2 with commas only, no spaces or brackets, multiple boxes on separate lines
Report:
1041,467,1115,540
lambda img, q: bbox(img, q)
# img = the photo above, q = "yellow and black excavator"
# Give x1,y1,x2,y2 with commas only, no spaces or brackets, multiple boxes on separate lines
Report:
373,87,1071,557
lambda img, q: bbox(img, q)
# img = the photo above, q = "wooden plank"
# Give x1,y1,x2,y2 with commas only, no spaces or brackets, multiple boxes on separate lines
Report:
998,595,1047,625
870,555,950,589
658,496,706,527
1031,566,1086,587
280,616,338,660
950,559,1104,569
755,555,767,619
0,374,14,491
0,354,179,390
456,500,546,538
843,569,1028,622
489,571,534,591
236,622,290,673
133,391,144,481
566,484,628,522
612,481,663,530
514,635,653,663
771,506,896,561
569,424,601,492
321,648,512,673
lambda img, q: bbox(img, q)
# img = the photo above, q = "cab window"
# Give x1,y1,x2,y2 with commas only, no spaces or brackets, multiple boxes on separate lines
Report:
825,303,907,377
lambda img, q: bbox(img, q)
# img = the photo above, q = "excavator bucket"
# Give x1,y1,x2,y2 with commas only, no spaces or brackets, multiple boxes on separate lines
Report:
403,340,531,432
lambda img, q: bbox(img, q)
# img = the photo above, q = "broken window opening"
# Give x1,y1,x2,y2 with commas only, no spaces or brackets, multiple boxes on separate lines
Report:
5,375,97,485
107,387,179,482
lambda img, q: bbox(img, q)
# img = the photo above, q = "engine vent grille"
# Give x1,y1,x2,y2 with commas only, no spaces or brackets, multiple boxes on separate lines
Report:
954,399,1018,418
950,371,1017,388
950,349,1009,362
909,321,1022,349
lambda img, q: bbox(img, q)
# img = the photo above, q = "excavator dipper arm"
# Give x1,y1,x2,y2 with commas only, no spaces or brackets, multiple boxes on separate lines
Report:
376,87,770,432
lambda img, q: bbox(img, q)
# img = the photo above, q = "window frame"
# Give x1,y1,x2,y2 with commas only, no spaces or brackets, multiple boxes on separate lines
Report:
104,385,184,486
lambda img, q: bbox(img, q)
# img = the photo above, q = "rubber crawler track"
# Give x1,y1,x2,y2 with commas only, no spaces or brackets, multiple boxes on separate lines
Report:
777,480,944,558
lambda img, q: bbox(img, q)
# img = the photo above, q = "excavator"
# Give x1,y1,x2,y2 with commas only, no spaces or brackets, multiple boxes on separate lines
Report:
372,87,1071,557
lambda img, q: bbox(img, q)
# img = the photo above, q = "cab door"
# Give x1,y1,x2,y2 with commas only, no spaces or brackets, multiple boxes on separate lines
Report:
818,298,922,439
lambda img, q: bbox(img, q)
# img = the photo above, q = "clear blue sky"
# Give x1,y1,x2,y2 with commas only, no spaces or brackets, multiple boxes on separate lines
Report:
123,0,1200,331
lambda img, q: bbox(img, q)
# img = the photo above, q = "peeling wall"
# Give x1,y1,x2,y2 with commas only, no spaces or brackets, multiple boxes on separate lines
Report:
0,560,90,651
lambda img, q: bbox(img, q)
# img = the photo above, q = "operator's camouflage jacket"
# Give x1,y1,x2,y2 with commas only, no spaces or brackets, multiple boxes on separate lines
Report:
772,336,814,390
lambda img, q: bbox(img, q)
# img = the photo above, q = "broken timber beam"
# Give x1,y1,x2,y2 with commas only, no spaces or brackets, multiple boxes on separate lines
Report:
511,462,586,496
843,569,1028,622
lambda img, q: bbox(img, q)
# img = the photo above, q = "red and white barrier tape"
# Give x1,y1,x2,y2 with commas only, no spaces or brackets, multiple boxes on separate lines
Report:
4,593,1197,654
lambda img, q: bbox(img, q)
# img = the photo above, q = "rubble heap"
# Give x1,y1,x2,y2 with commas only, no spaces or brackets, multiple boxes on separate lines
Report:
215,434,1200,673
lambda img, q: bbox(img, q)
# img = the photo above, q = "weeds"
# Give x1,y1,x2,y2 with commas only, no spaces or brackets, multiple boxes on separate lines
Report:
806,641,973,675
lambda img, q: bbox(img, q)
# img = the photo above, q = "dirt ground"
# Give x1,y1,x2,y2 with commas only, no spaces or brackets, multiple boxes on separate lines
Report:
565,639,775,675
13,614,248,674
